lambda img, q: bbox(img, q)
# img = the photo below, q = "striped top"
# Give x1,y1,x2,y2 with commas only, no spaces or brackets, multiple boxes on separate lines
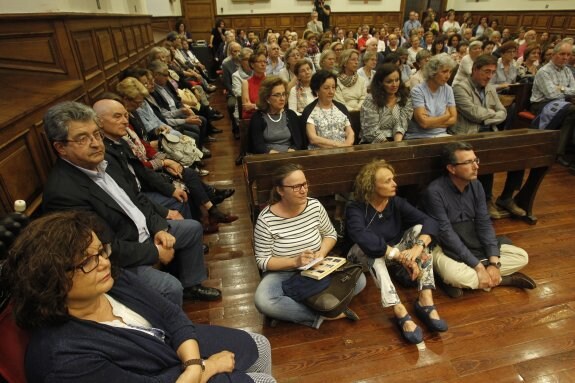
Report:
254,198,337,271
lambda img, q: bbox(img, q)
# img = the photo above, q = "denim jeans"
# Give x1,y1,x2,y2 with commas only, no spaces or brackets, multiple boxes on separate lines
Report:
254,270,366,329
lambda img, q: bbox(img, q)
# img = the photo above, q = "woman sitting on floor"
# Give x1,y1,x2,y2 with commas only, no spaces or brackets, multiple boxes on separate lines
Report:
346,160,448,344
249,76,304,154
360,63,413,143
253,164,366,328
5,210,276,383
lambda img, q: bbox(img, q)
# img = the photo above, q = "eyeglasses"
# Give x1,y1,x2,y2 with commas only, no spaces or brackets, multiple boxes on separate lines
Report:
71,244,111,274
270,92,287,98
479,69,497,76
63,130,105,146
282,181,308,192
453,157,480,166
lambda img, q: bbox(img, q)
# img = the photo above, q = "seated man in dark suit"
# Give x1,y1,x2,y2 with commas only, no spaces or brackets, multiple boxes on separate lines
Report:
42,101,221,306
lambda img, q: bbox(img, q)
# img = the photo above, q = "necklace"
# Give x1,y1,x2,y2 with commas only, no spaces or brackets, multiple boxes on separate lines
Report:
267,110,283,122
365,203,384,229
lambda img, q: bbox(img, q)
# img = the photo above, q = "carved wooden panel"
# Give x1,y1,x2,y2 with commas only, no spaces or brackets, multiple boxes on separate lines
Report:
278,16,292,28
95,29,117,73
133,25,144,51
568,16,575,31
503,15,520,28
87,82,107,104
112,27,128,64
550,15,566,29
0,32,66,74
522,15,535,28
533,15,549,29
71,31,101,82
124,26,137,56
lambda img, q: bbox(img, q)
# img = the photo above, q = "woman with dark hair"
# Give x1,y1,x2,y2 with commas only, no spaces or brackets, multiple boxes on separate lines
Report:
446,34,461,55
5,210,276,382
249,76,304,153
175,20,192,44
360,64,413,143
346,160,447,344
253,164,366,328
431,36,446,56
302,70,354,149
288,60,315,115
241,51,267,119
517,43,540,81
209,18,226,60
490,41,518,91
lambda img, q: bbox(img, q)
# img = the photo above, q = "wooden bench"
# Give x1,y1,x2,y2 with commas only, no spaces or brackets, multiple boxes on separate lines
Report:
244,129,559,225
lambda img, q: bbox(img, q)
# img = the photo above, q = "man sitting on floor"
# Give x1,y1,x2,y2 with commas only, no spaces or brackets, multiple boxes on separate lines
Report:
42,101,221,306
422,141,536,298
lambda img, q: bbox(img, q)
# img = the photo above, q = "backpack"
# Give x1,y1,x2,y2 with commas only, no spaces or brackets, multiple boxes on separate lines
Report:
158,133,203,167
533,99,571,130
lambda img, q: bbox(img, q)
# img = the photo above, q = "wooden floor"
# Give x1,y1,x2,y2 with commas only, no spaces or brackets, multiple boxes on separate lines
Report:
185,87,575,383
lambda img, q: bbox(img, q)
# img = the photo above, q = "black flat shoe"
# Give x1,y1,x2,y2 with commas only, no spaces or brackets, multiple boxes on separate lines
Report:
343,308,360,321
183,285,222,301
213,188,235,204
209,127,224,134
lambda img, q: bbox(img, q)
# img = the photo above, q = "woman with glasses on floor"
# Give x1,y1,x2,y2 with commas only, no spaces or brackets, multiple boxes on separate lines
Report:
249,76,304,154
346,160,447,344
253,164,366,328
5,210,276,383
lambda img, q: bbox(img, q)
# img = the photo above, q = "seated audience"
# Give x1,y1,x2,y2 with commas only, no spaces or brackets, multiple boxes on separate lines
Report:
221,42,242,139
318,49,337,73
442,11,461,34
5,211,276,383
406,53,457,139
42,101,220,305
407,35,423,67
346,160,447,344
446,33,461,55
422,142,536,298
360,63,413,143
517,43,541,82
530,41,575,170
335,49,367,111
384,34,400,56
232,48,253,102
266,43,284,75
517,30,537,59
451,39,469,64
452,40,483,86
253,164,366,327
430,36,446,56
452,55,526,218
397,48,413,83
288,60,315,115
302,70,354,149
343,37,357,50
249,77,304,154
241,51,267,119
278,46,301,92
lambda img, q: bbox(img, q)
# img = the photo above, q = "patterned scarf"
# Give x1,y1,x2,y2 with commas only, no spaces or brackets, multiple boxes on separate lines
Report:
338,72,358,88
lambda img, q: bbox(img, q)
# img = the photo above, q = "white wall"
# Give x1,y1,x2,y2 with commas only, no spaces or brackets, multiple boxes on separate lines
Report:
445,0,575,12
0,0,182,15
216,0,401,15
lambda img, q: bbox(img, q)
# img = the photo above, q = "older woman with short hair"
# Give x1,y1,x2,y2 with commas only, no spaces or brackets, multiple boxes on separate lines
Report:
302,70,354,149
360,63,413,143
406,53,457,139
452,40,483,86
241,51,267,119
335,49,367,112
346,160,446,344
490,41,519,91
406,49,431,90
6,210,276,382
318,49,337,73
357,50,378,90
288,60,315,115
248,76,303,154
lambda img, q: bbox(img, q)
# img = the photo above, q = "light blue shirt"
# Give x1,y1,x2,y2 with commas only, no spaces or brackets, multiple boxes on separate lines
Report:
69,159,150,243
407,81,455,139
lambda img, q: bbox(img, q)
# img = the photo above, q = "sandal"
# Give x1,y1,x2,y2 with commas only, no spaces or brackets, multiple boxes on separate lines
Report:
414,300,448,332
396,313,423,344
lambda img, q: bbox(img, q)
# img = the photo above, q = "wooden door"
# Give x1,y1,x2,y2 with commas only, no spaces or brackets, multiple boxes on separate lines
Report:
182,0,216,42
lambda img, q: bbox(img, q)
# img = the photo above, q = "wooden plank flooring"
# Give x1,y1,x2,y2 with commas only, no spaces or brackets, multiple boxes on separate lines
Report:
186,87,575,383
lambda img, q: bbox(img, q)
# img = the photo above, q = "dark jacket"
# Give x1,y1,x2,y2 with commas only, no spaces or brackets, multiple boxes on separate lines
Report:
25,271,258,383
249,109,305,154
42,157,168,268
300,99,350,148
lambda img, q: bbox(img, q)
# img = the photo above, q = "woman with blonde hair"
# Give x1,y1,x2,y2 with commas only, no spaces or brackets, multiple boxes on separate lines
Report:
318,49,337,73
253,164,366,327
335,49,366,111
346,160,447,344
278,46,301,92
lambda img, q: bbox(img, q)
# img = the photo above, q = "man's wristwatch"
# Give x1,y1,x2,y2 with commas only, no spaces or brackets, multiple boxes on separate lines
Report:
182,358,206,372
487,261,501,269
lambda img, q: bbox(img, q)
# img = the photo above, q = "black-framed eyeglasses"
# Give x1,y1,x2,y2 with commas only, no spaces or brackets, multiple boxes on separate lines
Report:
282,181,308,192
71,244,112,274
63,130,105,146
454,157,480,166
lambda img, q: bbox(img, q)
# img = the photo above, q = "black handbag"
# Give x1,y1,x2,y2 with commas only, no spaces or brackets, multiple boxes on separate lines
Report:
303,261,363,318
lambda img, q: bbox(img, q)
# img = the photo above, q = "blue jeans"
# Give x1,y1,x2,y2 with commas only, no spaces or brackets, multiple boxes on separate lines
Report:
254,270,366,329
143,191,192,219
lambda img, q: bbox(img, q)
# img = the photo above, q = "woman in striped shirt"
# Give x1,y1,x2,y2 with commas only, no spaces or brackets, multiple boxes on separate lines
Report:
253,164,366,328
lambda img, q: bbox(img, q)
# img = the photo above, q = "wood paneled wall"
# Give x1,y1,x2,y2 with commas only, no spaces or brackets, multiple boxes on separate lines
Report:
0,13,178,215
465,10,575,37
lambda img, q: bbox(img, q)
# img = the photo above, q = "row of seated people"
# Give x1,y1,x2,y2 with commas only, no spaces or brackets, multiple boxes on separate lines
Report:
251,146,537,343
233,42,574,218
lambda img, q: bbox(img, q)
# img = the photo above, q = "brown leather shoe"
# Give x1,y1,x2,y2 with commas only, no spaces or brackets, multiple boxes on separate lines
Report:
500,272,537,289
496,198,527,217
487,200,509,220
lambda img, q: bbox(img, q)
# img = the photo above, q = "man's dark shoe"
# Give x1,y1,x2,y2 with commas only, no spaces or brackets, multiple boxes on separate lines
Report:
183,285,222,301
233,130,241,140
500,272,537,289
557,155,570,167
436,277,463,298
212,188,235,205
203,222,219,234
210,112,224,121
209,127,223,134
